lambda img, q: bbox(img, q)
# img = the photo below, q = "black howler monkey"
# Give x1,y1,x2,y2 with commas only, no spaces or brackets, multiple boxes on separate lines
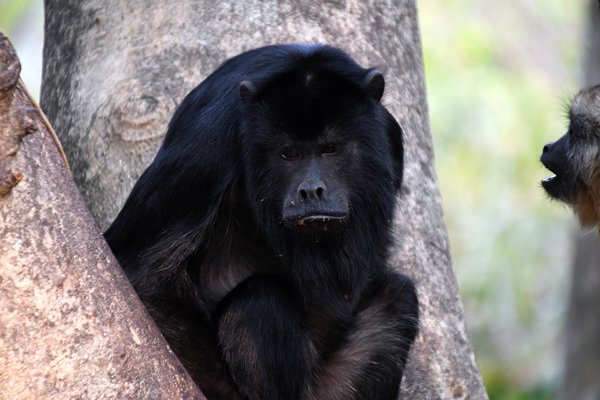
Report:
541,84,600,229
105,44,419,400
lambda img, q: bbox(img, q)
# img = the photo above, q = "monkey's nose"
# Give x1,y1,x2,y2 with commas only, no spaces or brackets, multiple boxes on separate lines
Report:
298,180,326,201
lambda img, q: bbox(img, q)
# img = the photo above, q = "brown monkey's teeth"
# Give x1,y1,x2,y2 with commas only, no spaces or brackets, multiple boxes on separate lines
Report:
542,175,557,183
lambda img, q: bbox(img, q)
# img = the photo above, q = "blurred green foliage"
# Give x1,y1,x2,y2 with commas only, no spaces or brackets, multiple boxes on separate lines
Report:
419,0,585,398
0,0,43,99
0,0,33,31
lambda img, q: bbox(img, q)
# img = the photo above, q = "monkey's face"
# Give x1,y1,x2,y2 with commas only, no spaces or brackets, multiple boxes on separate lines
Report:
540,133,578,202
239,68,400,238
541,85,600,227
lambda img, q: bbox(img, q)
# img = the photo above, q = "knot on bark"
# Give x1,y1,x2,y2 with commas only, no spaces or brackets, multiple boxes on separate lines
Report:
109,79,174,142
0,160,22,196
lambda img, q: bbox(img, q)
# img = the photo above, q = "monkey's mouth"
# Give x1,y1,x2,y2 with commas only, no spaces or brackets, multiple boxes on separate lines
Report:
282,212,348,230
540,155,566,200
542,174,558,185
541,174,562,198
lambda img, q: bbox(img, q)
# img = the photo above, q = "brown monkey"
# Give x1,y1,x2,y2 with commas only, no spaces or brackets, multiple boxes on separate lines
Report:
541,84,600,228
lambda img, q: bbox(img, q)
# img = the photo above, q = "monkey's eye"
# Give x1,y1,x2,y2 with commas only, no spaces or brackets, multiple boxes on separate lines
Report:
281,147,302,160
321,144,338,156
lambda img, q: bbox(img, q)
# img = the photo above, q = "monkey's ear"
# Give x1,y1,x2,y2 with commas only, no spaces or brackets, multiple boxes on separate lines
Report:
363,69,385,101
239,81,256,102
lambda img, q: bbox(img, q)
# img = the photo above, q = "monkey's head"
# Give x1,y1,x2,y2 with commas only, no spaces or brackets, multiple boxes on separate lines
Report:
238,60,403,240
541,84,600,228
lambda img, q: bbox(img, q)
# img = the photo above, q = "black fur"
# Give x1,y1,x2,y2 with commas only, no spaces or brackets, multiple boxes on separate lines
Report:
105,44,419,400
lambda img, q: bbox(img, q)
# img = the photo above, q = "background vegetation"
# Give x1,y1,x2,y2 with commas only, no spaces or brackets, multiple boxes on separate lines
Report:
420,1,584,398
0,0,585,398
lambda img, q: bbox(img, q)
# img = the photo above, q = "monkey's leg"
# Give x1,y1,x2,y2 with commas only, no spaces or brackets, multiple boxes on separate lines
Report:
312,272,419,400
215,275,317,400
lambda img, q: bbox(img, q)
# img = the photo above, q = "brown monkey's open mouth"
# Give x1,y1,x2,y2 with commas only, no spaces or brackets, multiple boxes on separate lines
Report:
540,154,565,199
541,174,561,198
542,174,558,185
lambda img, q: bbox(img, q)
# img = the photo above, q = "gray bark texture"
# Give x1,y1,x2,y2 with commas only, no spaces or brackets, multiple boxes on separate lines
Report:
558,2,600,399
0,33,204,400
40,0,487,398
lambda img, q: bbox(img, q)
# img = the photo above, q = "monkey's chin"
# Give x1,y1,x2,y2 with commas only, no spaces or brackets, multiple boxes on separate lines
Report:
541,175,581,210
541,175,568,202
541,175,557,192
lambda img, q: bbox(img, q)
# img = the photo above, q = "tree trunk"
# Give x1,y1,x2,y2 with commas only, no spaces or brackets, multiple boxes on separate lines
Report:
0,33,204,400
558,2,600,399
40,1,487,398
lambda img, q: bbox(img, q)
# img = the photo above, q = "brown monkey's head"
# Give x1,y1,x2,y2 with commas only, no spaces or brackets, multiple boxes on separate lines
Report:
541,84,600,228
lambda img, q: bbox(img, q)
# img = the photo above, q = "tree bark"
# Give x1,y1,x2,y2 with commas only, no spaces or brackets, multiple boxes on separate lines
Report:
558,2,600,399
40,1,487,398
0,33,204,400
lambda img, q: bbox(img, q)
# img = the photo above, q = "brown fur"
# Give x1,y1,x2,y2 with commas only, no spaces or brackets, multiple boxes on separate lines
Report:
574,170,600,228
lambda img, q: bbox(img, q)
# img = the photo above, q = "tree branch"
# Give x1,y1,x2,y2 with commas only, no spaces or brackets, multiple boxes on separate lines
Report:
0,32,205,399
